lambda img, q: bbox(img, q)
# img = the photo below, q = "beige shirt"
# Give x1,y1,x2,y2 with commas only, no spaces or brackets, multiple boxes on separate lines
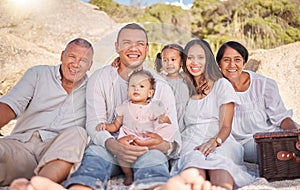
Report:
0,64,88,142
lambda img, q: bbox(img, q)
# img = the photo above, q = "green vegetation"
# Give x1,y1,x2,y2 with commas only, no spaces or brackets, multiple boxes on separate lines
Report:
90,0,143,23
90,0,300,54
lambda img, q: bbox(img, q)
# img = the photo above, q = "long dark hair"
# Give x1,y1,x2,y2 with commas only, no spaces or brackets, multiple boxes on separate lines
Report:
183,39,223,93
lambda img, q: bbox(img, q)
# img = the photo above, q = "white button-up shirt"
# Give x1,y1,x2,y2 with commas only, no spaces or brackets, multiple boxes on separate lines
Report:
0,64,88,142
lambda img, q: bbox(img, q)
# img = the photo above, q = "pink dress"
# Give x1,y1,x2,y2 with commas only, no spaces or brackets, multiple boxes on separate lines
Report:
116,100,175,142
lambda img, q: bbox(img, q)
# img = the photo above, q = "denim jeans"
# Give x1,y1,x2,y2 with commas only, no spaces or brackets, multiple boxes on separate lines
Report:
64,144,170,189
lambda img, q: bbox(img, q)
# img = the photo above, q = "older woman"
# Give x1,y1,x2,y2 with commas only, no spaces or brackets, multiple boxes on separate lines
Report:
216,41,298,163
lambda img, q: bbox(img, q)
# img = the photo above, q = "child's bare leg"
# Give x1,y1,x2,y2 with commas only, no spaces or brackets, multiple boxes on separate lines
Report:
118,159,133,186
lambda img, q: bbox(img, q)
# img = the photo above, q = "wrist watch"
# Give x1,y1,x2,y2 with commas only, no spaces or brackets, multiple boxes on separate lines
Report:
214,137,222,147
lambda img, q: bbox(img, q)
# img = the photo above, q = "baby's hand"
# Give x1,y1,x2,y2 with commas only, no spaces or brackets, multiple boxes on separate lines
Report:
158,114,171,124
96,123,106,131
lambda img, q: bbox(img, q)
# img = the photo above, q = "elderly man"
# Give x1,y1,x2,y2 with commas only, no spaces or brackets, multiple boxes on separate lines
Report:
0,38,93,186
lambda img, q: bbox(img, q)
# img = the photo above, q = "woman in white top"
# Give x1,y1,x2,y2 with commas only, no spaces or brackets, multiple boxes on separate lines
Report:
171,39,254,190
216,41,298,163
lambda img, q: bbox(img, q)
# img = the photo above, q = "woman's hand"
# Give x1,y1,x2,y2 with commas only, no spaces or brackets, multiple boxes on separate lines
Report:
194,138,217,156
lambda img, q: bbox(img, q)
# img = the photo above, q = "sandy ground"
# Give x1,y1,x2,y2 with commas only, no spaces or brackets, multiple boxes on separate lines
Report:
0,157,299,190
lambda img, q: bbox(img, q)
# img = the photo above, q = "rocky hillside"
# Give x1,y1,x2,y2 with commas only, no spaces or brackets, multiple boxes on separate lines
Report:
0,0,299,135
0,0,118,95
0,0,119,135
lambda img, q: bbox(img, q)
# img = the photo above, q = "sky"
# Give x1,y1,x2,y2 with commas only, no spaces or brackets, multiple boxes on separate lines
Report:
82,0,194,6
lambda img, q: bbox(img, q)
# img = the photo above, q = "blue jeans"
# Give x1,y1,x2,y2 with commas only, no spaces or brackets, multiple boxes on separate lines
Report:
64,144,170,189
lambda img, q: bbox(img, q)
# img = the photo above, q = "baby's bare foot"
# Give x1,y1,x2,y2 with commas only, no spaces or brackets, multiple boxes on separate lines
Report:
123,175,133,186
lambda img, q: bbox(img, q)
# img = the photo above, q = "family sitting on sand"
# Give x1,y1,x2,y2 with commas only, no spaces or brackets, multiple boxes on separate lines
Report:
0,23,298,190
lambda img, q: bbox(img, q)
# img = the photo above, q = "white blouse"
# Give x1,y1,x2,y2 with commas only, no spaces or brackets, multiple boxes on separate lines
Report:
231,70,293,145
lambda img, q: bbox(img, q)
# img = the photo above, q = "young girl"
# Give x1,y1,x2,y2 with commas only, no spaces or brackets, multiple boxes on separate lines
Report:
96,70,175,186
155,44,190,132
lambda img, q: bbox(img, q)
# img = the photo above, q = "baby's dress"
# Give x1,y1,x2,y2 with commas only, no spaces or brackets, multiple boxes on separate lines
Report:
116,100,175,142
171,78,255,188
166,73,190,132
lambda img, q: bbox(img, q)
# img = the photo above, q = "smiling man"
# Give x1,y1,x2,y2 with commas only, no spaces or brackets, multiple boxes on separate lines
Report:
63,23,181,190
0,38,93,186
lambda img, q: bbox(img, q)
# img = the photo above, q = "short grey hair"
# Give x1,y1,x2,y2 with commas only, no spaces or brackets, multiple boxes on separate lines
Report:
65,38,94,55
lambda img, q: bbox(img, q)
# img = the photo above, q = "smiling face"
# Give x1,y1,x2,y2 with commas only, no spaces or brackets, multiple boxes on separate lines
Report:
115,28,149,70
185,44,206,80
161,48,182,77
128,73,154,105
60,43,93,88
218,47,244,81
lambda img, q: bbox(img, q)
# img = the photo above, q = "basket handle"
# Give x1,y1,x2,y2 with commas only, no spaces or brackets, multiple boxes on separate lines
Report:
277,151,300,163
296,133,300,150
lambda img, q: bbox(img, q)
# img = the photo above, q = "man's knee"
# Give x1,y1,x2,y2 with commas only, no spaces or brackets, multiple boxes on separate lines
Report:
134,149,168,168
61,126,88,141
81,145,116,170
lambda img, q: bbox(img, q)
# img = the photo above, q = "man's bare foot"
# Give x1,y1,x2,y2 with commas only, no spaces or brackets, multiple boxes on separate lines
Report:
10,178,30,190
162,168,226,190
10,176,67,190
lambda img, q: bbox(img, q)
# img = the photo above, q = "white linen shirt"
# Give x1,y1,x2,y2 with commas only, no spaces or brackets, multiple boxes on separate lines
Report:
232,70,293,144
85,65,181,158
0,65,88,142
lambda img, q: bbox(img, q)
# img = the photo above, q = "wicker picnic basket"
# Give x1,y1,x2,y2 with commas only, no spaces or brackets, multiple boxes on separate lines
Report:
253,129,300,181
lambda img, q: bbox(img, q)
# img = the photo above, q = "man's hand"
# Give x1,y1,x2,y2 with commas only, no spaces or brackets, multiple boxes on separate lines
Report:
133,132,171,154
95,123,106,131
111,57,120,68
196,80,209,95
0,102,16,129
105,136,148,164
